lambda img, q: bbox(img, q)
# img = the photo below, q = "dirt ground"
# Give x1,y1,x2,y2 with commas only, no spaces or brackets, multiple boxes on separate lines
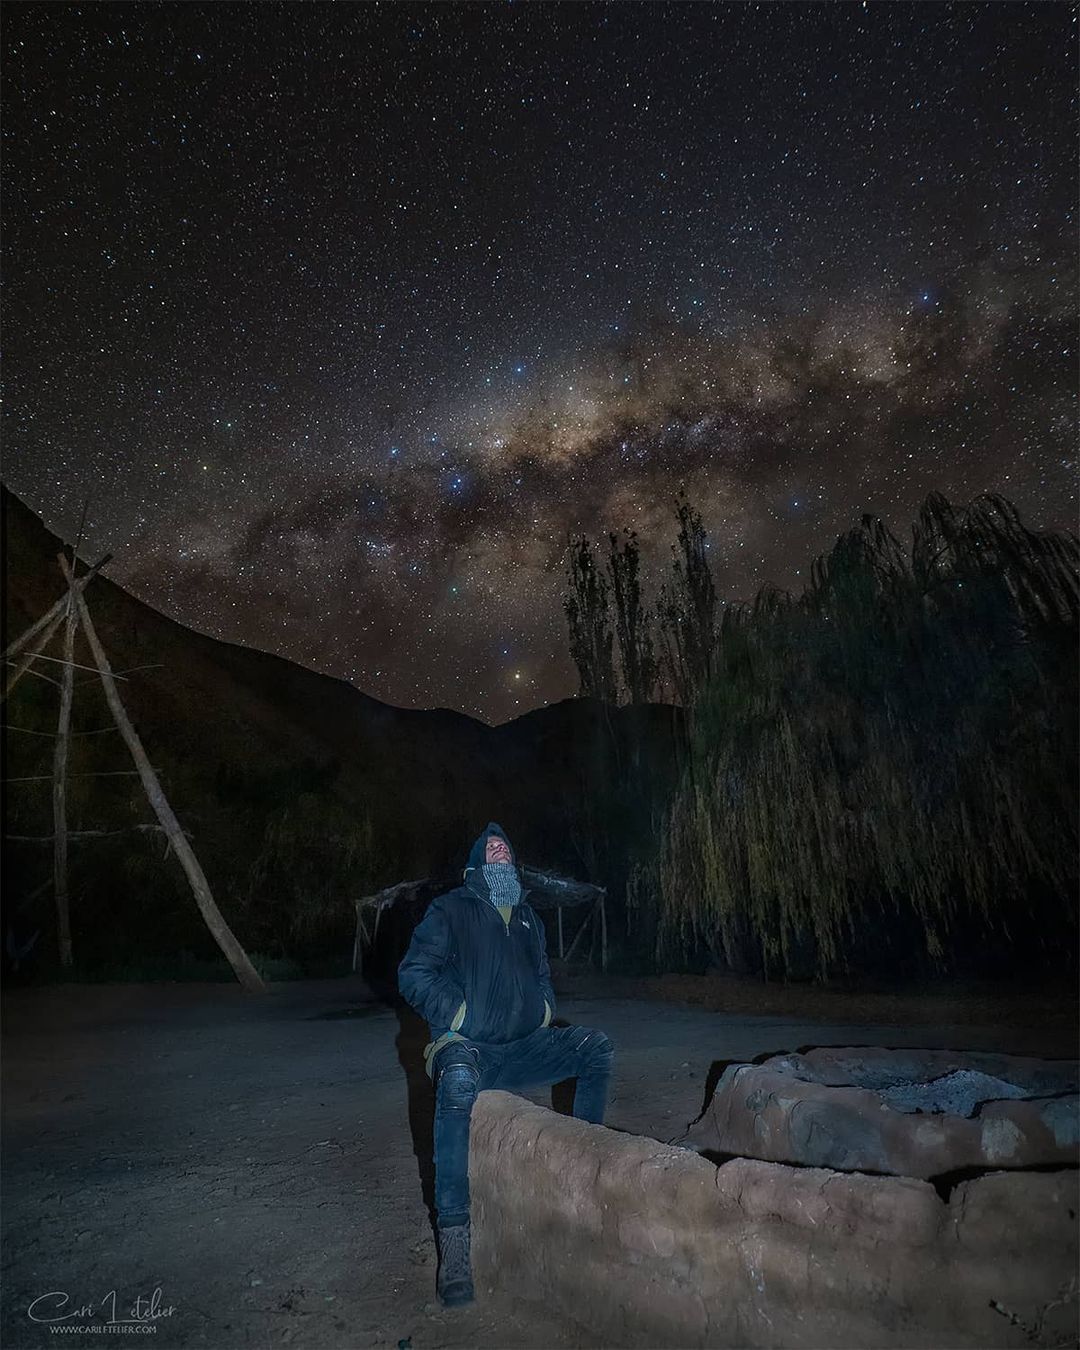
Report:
2,972,1076,1350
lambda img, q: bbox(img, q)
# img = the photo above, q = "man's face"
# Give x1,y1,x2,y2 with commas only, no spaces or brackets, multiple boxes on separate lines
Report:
485,835,512,865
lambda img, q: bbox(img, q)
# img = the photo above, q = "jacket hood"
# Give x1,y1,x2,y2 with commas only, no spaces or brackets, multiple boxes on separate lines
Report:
465,821,515,872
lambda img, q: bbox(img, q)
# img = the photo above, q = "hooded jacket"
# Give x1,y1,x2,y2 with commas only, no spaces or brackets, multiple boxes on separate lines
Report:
397,822,557,1077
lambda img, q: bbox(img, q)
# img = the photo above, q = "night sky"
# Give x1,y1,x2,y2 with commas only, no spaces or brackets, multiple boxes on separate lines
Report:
3,2,1076,723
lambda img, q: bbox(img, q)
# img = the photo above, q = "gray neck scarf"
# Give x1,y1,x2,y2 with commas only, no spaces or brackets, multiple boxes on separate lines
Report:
481,862,522,909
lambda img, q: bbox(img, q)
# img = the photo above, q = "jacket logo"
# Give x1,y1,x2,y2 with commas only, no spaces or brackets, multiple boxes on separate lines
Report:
522,920,530,930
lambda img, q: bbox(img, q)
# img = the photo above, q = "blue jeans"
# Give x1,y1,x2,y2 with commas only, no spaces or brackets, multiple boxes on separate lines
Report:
432,1022,615,1227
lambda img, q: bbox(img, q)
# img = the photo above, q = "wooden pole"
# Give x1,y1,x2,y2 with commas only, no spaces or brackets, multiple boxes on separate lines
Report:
60,558,266,993
353,906,372,975
557,903,564,959
599,892,608,972
52,575,77,969
3,611,66,702
2,554,112,663
562,900,596,965
8,824,187,842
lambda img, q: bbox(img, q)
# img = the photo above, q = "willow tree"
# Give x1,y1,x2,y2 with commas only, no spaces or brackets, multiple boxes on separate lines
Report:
656,494,719,708
563,533,617,703
629,492,1079,980
607,528,657,705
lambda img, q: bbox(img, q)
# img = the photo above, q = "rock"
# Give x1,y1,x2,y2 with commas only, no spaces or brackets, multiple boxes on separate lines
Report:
687,1047,1080,1178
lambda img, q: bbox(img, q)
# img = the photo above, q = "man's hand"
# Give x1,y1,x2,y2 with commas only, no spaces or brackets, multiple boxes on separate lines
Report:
397,899,467,1030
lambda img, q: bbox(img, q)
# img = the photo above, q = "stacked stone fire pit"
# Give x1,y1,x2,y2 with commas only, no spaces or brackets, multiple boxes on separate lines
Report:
684,1046,1079,1179
470,1046,1079,1348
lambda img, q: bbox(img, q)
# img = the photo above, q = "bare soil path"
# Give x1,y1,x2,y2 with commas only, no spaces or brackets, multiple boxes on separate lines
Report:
2,974,1075,1350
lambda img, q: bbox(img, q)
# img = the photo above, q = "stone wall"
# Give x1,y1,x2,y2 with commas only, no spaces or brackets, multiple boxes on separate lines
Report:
469,1091,1079,1349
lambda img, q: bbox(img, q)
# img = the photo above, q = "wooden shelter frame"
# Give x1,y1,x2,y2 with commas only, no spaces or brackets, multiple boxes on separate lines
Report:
352,872,608,977
3,551,265,992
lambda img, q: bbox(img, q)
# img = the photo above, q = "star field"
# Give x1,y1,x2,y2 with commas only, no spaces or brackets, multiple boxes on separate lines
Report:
3,2,1076,722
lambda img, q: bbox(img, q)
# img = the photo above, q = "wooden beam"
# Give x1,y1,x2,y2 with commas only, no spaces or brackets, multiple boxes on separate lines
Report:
2,553,111,662
10,665,63,689
557,904,564,959
7,771,148,781
52,582,77,969
21,651,121,677
356,878,432,910
562,899,597,965
5,725,120,738
60,557,266,994
599,892,608,972
353,908,372,976
6,824,190,842
3,611,66,702
352,911,362,974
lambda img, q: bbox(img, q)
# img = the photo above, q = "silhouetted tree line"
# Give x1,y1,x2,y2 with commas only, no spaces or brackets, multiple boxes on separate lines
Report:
564,493,718,708
563,491,1079,981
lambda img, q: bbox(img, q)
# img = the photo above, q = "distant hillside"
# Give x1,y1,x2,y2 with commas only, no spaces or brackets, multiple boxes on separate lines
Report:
2,486,681,972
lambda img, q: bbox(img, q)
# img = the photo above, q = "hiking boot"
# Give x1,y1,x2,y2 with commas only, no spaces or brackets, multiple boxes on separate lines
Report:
436,1220,474,1307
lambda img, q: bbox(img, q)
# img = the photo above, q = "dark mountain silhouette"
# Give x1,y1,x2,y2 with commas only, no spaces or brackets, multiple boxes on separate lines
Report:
2,486,680,972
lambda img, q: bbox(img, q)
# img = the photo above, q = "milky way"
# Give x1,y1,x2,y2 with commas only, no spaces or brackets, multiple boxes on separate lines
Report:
3,2,1075,722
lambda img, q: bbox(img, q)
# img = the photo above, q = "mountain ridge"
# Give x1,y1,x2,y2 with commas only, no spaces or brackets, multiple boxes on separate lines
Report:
2,484,681,967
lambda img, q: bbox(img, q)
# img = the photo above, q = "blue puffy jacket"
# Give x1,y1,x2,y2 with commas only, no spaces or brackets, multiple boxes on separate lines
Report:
397,822,557,1077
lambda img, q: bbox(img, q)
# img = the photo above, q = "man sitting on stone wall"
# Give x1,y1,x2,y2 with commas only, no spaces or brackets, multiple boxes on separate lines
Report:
398,821,615,1308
